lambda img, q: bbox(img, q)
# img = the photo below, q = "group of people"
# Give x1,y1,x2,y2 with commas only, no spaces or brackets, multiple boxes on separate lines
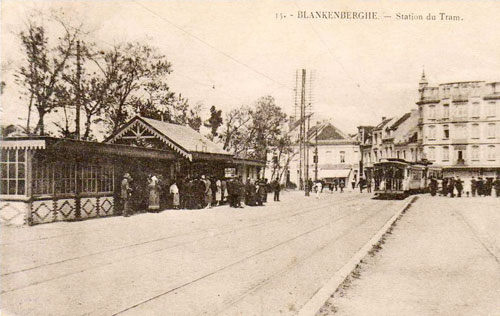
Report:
429,175,500,198
121,173,283,216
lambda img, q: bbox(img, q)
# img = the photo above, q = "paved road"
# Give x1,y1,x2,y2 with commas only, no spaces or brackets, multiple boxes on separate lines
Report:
1,191,406,316
320,195,500,316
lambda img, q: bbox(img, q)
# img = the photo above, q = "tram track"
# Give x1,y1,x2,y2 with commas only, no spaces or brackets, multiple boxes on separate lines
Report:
210,201,397,316
108,200,398,316
1,195,366,294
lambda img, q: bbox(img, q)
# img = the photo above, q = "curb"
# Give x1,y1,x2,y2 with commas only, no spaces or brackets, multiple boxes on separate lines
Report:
296,195,418,316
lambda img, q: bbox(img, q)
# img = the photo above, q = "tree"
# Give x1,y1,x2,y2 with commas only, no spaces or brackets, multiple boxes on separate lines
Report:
248,96,288,160
219,96,289,160
15,20,81,135
270,134,295,182
219,106,253,155
100,42,173,135
204,105,223,140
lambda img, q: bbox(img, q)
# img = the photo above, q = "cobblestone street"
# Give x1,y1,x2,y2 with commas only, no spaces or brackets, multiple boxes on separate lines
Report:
1,191,406,316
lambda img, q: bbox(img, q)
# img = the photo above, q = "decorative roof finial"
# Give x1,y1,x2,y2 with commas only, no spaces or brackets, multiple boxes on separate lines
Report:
419,66,428,86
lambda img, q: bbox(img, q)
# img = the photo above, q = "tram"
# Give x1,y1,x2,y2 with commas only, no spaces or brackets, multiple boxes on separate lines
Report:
373,159,431,199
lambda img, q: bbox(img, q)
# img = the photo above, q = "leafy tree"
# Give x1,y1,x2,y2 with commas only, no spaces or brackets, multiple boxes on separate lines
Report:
204,105,223,140
219,106,253,155
248,96,288,160
219,96,289,160
15,20,80,135
98,42,172,135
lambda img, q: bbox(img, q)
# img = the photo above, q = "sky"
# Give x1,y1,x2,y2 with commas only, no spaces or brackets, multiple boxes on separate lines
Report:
1,0,500,137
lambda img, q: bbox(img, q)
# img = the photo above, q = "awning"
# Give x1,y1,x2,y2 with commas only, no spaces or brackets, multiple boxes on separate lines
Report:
319,169,351,179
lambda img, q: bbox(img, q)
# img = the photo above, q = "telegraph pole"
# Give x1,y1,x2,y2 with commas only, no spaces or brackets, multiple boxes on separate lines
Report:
300,69,307,194
314,128,318,181
305,115,311,196
75,40,82,140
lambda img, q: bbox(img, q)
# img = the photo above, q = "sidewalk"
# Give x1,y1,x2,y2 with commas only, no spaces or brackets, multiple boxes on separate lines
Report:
319,195,500,316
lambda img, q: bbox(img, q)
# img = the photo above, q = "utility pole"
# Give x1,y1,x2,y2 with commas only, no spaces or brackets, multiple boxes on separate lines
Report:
314,128,318,181
75,40,82,140
305,115,311,196
299,69,306,191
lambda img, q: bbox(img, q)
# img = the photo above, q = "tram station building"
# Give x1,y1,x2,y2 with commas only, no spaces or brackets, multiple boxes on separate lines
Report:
0,116,264,226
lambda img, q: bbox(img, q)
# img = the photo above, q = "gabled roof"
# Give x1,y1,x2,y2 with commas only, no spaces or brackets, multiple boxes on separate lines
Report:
305,121,349,141
389,112,411,131
374,117,395,131
105,116,231,161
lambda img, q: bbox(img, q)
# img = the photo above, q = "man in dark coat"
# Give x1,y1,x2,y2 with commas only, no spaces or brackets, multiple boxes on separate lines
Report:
226,178,234,207
448,177,455,198
429,177,438,196
493,176,500,197
486,178,493,197
477,177,484,197
272,179,280,201
235,176,244,208
471,177,477,197
441,178,448,196
262,178,269,203
455,176,463,198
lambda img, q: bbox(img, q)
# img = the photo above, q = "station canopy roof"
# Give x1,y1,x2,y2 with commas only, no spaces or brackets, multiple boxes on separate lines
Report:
105,116,232,161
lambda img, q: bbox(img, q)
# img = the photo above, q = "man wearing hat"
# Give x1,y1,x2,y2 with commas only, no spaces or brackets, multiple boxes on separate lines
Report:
121,173,133,217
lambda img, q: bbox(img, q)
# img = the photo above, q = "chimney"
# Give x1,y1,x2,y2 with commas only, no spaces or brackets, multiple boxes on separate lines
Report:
382,116,386,121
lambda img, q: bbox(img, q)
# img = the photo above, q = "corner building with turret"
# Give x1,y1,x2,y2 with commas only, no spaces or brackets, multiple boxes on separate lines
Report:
417,72,500,181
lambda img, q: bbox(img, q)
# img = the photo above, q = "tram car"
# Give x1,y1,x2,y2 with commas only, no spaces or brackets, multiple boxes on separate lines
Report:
373,159,431,199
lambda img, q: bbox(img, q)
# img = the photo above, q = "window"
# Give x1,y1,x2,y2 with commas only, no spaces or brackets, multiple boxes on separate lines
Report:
471,146,480,161
428,125,436,139
442,146,450,161
396,151,400,159
454,103,467,118
443,125,449,139
472,124,480,139
340,151,345,163
428,147,436,161
487,102,496,117
428,105,436,119
60,163,77,194
0,149,26,195
32,162,114,196
487,123,496,139
442,104,449,119
325,150,333,162
454,124,467,139
487,145,496,161
472,102,480,118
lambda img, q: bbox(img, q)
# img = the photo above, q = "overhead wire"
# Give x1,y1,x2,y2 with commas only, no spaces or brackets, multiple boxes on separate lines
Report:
132,0,293,92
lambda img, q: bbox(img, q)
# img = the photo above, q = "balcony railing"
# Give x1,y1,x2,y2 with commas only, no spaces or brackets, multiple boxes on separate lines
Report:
452,95,469,102
455,159,465,165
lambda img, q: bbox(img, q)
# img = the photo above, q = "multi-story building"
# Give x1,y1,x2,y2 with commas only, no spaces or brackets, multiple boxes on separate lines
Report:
358,110,420,179
267,117,360,187
417,73,500,179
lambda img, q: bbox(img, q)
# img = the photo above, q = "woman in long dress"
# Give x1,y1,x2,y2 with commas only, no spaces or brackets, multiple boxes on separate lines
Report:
148,175,160,212
170,181,180,209
202,175,212,209
215,179,222,206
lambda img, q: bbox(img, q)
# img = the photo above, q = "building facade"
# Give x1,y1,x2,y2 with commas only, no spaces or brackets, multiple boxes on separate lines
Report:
358,110,420,180
272,118,360,188
417,74,500,179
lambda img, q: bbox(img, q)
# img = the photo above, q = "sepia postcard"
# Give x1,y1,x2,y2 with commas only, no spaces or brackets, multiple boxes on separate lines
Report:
1,1,499,315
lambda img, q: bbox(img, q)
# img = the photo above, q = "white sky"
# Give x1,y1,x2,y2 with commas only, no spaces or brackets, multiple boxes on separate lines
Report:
1,0,499,136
